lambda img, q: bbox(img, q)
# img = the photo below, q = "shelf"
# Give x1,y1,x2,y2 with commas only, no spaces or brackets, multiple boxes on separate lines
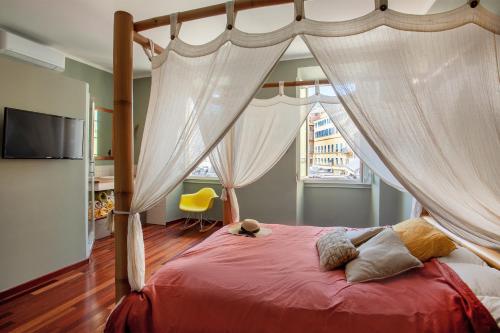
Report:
94,178,114,191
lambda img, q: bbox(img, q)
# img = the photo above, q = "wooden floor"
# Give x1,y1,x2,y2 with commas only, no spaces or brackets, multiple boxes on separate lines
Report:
0,222,220,333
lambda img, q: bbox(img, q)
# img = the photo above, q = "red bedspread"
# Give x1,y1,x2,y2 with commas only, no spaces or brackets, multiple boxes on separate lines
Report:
105,224,497,333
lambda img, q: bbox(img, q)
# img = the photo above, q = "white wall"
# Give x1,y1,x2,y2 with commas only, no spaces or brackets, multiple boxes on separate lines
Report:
0,55,89,291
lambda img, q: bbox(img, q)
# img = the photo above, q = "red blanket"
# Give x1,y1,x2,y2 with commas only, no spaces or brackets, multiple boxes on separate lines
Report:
105,224,497,333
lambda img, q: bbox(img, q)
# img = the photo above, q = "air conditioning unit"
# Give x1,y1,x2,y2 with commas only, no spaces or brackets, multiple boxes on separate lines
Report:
0,29,65,72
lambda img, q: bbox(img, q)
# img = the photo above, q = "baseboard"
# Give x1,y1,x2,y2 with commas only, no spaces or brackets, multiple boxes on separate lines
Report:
0,258,89,303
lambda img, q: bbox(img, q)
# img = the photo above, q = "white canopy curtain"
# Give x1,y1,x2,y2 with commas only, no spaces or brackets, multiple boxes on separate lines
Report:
321,102,434,219
304,24,500,248
125,19,293,290
320,100,429,218
124,1,500,291
209,85,410,225
320,103,403,192
209,90,339,224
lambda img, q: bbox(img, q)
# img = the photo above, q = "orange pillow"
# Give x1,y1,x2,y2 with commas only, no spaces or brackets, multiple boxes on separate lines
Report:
393,218,456,262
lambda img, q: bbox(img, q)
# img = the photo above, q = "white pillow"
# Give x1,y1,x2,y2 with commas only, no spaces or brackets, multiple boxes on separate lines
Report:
446,263,500,297
438,247,487,267
345,229,423,283
476,296,500,328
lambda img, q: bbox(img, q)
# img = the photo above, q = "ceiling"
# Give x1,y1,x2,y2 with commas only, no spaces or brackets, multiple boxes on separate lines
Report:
1,0,493,77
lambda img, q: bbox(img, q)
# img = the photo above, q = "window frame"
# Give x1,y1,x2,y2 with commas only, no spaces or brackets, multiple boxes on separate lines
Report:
299,85,371,185
187,156,219,180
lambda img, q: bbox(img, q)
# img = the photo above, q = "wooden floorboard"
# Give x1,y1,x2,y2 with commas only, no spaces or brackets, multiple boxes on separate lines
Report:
0,222,221,333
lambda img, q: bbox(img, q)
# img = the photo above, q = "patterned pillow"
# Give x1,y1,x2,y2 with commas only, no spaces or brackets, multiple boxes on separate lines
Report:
317,229,359,270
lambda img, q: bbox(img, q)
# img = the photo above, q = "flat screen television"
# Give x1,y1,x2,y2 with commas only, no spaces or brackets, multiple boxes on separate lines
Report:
2,107,84,159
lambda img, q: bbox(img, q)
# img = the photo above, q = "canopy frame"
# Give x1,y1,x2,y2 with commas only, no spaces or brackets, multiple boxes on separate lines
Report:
113,0,489,301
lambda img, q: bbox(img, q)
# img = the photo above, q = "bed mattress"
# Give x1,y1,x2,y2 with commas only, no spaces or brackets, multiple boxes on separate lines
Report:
106,224,498,333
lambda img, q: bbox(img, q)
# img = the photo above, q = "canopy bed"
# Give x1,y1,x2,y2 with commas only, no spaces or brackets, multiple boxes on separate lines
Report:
107,0,500,331
106,222,500,332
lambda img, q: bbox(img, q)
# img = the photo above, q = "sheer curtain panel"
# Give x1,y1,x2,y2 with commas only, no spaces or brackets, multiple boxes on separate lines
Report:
305,24,500,248
127,36,292,290
320,101,427,219
210,93,334,224
320,102,404,192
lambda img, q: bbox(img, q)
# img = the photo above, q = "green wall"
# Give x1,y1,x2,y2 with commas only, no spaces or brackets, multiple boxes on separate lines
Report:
375,177,411,226
63,58,112,109
303,184,372,227
0,55,89,291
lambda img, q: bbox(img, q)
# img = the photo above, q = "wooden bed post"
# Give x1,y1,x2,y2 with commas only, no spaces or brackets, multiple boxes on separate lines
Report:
113,10,134,301
223,195,233,225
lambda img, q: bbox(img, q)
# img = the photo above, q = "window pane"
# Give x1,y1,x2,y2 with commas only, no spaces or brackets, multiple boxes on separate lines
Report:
306,86,362,181
190,157,218,178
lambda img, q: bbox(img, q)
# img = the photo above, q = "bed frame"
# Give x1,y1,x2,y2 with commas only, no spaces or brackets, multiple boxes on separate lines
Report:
112,0,496,301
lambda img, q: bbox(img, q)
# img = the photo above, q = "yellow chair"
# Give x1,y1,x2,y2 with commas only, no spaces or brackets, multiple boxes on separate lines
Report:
179,187,218,232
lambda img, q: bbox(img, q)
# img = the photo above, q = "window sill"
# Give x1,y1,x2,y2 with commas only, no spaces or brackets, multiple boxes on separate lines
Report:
184,177,220,185
302,178,371,189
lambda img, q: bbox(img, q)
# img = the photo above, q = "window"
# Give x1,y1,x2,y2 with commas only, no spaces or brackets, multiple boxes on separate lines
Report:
190,157,218,178
302,85,370,182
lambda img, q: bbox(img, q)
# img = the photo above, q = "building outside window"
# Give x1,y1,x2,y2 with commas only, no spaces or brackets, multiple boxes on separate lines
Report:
303,85,369,182
190,157,218,178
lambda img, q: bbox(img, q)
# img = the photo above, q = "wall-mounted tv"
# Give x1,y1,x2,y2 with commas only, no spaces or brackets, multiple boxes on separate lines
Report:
2,107,84,159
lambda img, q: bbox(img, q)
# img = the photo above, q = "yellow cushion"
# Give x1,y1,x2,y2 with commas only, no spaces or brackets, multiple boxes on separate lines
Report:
393,218,456,262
